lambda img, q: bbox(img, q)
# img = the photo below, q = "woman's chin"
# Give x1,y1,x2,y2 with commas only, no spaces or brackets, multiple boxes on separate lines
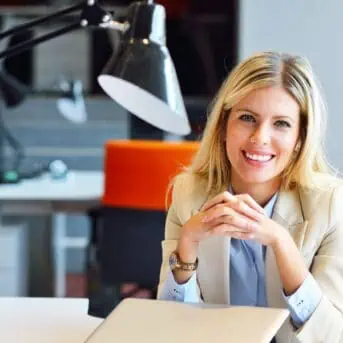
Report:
237,171,277,186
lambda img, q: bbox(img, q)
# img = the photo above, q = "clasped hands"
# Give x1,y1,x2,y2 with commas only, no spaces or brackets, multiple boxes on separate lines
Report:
182,191,284,248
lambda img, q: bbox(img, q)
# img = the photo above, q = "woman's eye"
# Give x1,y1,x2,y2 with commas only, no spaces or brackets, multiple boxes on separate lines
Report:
275,120,291,128
239,114,255,122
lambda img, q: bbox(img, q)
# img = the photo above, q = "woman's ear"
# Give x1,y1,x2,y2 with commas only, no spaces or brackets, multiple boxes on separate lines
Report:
295,141,301,152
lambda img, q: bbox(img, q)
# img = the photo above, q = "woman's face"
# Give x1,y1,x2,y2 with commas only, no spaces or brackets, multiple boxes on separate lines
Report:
225,86,301,192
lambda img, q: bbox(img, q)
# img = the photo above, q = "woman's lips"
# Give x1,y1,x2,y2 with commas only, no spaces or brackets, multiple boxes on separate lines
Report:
242,150,275,167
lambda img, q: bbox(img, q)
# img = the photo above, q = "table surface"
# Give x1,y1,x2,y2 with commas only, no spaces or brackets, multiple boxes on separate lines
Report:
0,170,104,214
0,297,103,343
0,170,104,202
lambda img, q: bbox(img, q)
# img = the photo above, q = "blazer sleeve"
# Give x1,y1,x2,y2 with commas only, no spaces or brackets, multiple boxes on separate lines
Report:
157,198,202,302
295,186,343,343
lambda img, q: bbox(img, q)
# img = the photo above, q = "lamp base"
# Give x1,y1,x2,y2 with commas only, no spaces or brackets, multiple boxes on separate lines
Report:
0,160,68,184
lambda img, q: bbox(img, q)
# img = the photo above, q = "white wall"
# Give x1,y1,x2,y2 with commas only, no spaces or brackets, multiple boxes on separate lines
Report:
239,0,343,170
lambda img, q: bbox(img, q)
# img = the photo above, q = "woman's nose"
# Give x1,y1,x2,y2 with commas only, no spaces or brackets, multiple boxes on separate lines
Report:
249,125,271,146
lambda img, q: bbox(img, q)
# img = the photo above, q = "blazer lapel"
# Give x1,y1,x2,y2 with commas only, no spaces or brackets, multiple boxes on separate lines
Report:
265,187,309,303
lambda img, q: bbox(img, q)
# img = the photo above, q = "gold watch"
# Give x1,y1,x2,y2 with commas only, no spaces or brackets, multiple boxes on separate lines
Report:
169,251,198,271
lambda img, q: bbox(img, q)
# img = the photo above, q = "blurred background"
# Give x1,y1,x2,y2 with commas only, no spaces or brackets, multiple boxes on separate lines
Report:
0,0,342,304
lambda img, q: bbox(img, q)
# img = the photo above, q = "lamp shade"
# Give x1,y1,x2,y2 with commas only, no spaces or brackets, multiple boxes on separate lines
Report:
98,1,190,135
0,70,27,108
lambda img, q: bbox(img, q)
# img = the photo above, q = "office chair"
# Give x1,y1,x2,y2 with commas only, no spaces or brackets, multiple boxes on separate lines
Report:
87,139,199,317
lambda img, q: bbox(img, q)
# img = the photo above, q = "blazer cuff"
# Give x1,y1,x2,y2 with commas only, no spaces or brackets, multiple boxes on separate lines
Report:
295,294,343,342
282,273,322,327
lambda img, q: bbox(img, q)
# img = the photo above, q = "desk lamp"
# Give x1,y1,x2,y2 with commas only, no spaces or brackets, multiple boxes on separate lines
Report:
98,0,189,135
0,0,190,148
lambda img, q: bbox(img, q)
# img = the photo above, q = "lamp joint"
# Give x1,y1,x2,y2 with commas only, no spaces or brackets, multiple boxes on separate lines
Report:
81,1,113,27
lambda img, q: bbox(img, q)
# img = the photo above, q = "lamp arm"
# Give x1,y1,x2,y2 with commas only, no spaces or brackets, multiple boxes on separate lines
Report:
0,21,81,60
0,0,120,60
100,20,130,32
0,1,85,41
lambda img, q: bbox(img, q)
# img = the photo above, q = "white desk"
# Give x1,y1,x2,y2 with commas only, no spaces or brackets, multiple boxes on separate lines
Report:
0,171,104,297
0,297,103,343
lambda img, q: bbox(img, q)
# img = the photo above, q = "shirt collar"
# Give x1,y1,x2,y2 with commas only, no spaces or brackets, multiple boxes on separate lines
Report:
263,192,278,218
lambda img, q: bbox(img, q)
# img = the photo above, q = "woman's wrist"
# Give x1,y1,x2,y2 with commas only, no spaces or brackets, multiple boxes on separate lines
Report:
173,231,199,284
177,234,199,263
172,233,199,285
270,223,289,250
270,225,308,295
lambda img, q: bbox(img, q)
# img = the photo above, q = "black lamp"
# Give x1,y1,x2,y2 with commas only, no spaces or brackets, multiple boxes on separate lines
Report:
98,1,189,135
0,0,191,183
0,0,190,135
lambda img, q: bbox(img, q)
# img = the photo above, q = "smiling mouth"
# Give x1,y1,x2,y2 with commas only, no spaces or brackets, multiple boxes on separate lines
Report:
242,150,275,163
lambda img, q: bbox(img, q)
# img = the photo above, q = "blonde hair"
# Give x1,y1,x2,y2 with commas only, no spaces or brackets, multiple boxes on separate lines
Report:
182,51,339,195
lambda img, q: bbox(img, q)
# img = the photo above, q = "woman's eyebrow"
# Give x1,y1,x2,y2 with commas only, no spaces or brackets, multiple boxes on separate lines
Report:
236,108,260,116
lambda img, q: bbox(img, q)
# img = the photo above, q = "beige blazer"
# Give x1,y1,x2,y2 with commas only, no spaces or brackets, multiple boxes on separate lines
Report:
158,174,343,343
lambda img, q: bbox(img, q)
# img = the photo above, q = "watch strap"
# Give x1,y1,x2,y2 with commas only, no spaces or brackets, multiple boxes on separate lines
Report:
170,251,198,271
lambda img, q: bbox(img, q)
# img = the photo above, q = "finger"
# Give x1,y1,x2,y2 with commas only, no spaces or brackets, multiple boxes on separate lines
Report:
202,192,265,222
202,191,265,216
206,212,259,232
236,194,265,215
204,199,262,222
231,198,265,222
201,191,233,211
230,231,255,240
201,204,231,222
202,204,233,223
202,203,261,227
210,224,249,236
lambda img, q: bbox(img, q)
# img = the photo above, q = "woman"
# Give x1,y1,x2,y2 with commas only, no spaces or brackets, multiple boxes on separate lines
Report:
157,51,343,343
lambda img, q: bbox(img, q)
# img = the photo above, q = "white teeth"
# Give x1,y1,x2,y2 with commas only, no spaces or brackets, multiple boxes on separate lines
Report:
245,152,273,162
